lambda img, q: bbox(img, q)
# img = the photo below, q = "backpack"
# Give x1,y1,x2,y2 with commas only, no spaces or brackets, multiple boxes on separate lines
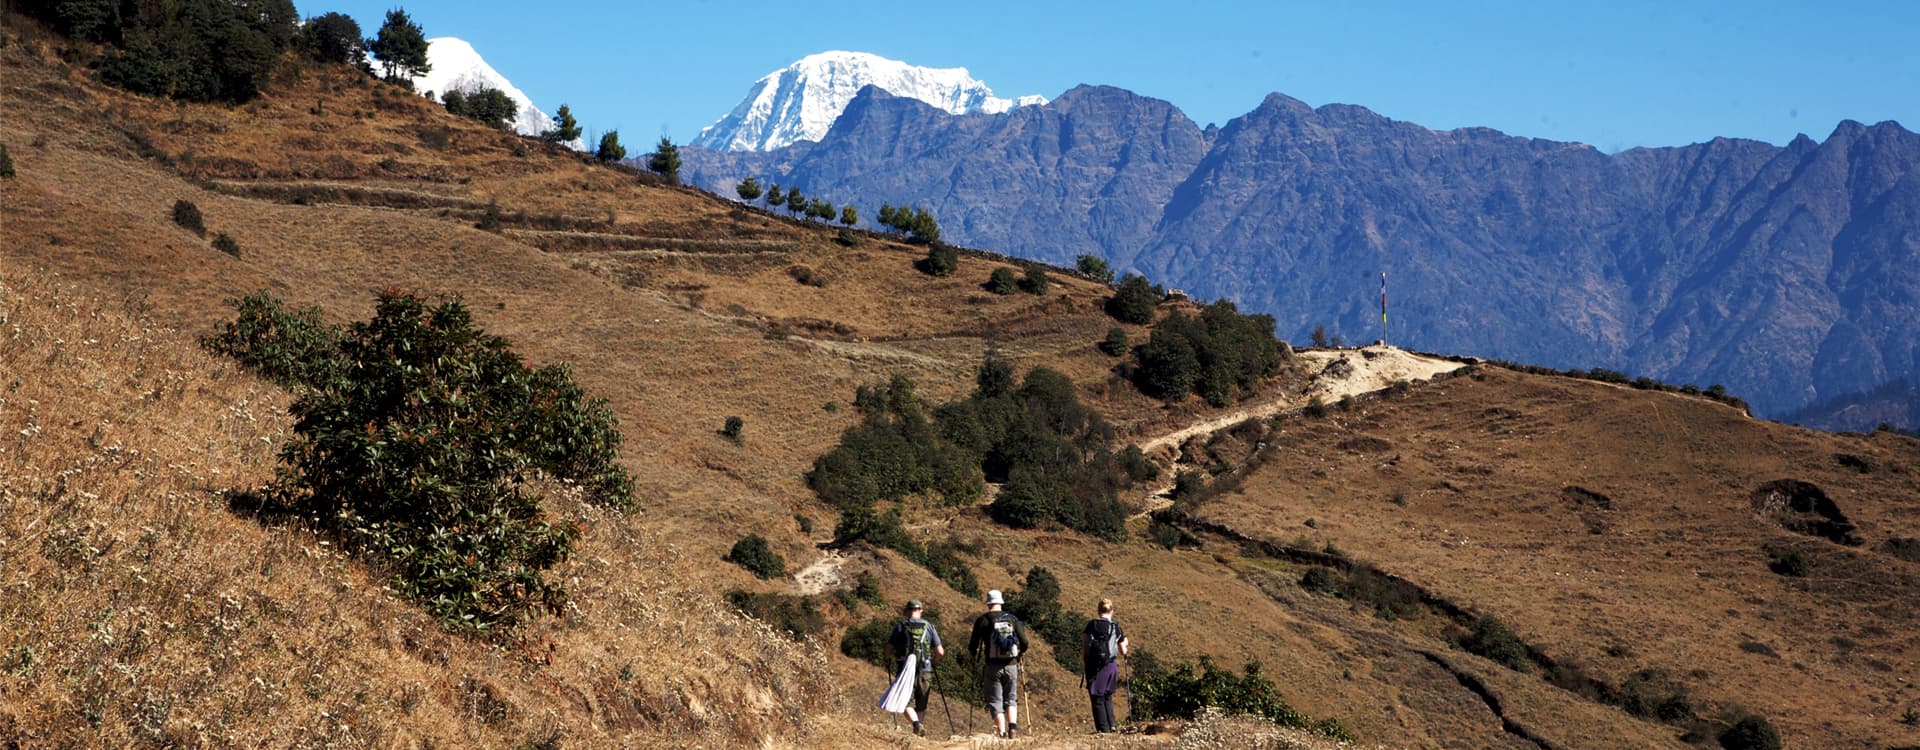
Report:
902,620,932,670
1086,619,1121,667
986,613,1021,659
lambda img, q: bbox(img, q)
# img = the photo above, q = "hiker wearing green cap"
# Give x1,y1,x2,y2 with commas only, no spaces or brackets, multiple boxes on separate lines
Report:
968,589,1030,739
885,599,945,736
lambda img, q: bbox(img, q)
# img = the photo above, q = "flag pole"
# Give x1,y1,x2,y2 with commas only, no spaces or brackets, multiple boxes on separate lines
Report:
1380,271,1388,347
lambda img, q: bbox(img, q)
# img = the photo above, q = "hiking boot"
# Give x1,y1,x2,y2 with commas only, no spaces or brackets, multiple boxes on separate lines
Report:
1007,722,1018,739
912,721,924,737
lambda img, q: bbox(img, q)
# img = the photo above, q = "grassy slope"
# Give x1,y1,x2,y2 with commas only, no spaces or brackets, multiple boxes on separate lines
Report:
7,16,1917,748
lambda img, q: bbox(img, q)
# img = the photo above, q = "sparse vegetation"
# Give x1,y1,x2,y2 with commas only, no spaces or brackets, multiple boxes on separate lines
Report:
0,143,14,178
1019,265,1050,294
722,415,745,442
1718,715,1780,750
1100,327,1129,357
726,590,823,639
877,203,941,243
1767,550,1810,577
1129,654,1356,742
726,534,785,580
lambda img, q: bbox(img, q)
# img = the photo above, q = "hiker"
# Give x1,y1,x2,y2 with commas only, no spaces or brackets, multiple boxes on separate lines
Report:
883,599,945,737
968,589,1030,739
1080,598,1131,733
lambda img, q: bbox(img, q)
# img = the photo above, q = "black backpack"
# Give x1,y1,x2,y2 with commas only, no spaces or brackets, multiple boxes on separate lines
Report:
1086,618,1122,667
986,613,1021,659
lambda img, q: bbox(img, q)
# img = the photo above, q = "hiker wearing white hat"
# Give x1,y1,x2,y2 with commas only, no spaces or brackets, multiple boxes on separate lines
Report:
967,589,1030,738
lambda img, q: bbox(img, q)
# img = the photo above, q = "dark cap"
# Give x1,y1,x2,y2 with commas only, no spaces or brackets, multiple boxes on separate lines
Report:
905,599,924,611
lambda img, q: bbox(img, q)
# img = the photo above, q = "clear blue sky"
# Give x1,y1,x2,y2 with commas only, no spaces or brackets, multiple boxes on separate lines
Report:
321,0,1920,152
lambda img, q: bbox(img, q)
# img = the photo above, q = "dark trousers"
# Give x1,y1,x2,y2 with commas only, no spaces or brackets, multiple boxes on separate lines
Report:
1089,692,1116,732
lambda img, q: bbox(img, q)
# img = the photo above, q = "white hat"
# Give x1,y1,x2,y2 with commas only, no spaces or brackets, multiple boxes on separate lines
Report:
986,590,1004,605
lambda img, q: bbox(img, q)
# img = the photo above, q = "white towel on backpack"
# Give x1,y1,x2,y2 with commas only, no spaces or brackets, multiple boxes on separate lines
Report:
877,658,916,714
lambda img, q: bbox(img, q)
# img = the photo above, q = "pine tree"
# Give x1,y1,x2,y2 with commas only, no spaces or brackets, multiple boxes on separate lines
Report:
595,130,626,162
809,197,833,222
302,12,366,66
443,87,517,129
736,177,763,202
368,9,430,85
786,188,807,217
766,183,785,207
647,136,681,184
542,104,582,143
839,205,858,227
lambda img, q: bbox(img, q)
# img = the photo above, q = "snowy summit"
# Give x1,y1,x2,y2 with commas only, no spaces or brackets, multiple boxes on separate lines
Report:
410,37,558,141
692,51,1047,152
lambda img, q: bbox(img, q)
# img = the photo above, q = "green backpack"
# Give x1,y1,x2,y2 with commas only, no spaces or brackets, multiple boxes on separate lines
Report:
903,620,932,670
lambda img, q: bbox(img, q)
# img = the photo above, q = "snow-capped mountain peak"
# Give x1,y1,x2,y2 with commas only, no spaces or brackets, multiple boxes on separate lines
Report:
692,50,1047,152
407,37,563,143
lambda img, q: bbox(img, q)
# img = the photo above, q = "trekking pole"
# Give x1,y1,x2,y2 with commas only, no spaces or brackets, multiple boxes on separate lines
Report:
937,681,956,738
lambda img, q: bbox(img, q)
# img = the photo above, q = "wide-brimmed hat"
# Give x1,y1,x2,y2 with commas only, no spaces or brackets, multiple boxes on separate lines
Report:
986,590,1004,605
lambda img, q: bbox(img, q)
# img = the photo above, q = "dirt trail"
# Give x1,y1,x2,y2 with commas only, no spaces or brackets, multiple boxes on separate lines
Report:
794,550,848,595
1127,346,1464,521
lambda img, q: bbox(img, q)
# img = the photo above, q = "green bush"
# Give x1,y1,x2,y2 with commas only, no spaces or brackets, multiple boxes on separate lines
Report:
217,291,633,635
211,232,240,257
79,0,295,103
986,267,1018,294
1718,715,1780,750
0,143,14,178
1130,301,1282,405
1300,566,1342,595
443,87,517,129
918,243,958,277
172,199,206,237
1019,266,1049,294
1130,655,1355,741
1106,274,1161,324
1618,668,1697,722
1460,615,1530,672
722,415,745,442
839,617,892,664
1767,550,1809,577
1117,444,1158,483
1076,254,1114,283
1100,327,1129,357
200,292,343,391
727,534,786,580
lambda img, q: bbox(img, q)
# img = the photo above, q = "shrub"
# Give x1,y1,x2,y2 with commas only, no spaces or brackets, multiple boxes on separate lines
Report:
1106,274,1161,324
224,291,634,635
0,143,13,178
595,130,625,162
1618,668,1696,722
1076,254,1114,283
1130,655,1355,741
200,292,343,391
986,267,1018,294
1767,550,1809,577
82,0,295,103
1005,566,1087,672
727,590,823,640
1718,715,1780,750
722,415,745,442
1019,266,1049,294
1117,444,1158,483
1146,520,1189,549
918,243,958,277
727,534,785,579
834,228,858,247
853,572,883,606
839,617,892,665
212,233,240,257
646,136,681,184
1300,567,1342,595
476,204,502,232
1170,470,1207,504
1130,301,1283,405
443,87,517,129
1100,327,1129,357
1460,615,1530,672
172,199,206,237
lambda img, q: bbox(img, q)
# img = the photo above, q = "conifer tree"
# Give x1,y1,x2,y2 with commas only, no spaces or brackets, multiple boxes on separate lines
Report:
736,177,763,201
368,8,430,85
595,130,626,162
840,205,858,227
766,182,785,207
543,104,582,143
647,136,681,184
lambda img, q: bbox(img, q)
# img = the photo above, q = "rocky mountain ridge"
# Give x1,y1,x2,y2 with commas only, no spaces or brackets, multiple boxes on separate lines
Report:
683,86,1920,421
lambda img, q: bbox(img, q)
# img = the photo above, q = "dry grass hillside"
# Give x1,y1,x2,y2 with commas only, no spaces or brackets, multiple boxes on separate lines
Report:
6,15,1919,749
